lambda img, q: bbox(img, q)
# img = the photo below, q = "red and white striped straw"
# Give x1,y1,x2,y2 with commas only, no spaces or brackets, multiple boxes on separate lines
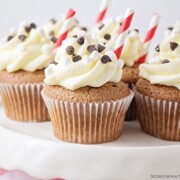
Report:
55,8,76,47
114,8,135,59
95,0,111,24
137,13,160,64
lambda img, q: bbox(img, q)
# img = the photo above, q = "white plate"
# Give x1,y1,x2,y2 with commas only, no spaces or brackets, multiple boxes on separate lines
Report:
0,106,180,179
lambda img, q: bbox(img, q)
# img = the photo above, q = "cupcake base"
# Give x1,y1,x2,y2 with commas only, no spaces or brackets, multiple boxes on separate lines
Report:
0,70,49,122
42,84,134,144
135,88,180,141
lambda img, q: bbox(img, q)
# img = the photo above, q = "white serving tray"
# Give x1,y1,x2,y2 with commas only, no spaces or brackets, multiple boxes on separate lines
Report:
0,106,180,180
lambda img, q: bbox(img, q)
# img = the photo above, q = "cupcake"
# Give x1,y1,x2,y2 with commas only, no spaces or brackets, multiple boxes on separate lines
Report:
135,23,180,141
42,31,134,144
92,17,145,120
43,16,88,43
0,22,54,122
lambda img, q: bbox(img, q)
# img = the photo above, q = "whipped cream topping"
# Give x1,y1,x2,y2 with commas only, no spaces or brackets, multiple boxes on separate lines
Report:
0,22,54,72
140,22,180,89
44,31,124,90
43,16,88,41
92,17,144,66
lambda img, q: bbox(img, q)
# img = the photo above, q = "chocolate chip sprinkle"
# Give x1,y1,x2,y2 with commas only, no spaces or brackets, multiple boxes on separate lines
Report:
99,23,104,30
50,18,57,24
168,26,174,31
49,31,55,37
30,23,36,29
77,37,84,45
97,44,105,53
81,27,87,31
18,35,27,41
101,55,112,64
50,61,57,65
73,35,77,38
87,45,96,53
170,42,178,51
51,37,57,43
7,35,14,41
104,33,111,40
162,59,170,64
72,55,82,62
25,26,31,33
134,29,139,33
155,44,160,52
66,46,74,55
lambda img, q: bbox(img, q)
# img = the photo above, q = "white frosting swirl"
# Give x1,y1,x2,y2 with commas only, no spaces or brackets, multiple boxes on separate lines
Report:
92,17,144,66
140,22,180,89
44,32,124,90
0,22,54,72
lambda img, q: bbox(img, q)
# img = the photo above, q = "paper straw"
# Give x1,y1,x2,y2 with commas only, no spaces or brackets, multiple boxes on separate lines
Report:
55,8,76,47
95,0,111,24
114,8,135,59
137,13,161,64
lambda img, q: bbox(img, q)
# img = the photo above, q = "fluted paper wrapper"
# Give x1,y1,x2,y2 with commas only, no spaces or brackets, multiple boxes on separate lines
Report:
135,89,180,141
42,90,134,144
0,83,49,122
125,83,137,121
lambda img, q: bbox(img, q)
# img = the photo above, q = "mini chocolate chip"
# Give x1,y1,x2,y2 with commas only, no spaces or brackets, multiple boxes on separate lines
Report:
87,45,96,53
101,55,112,64
73,35,77,38
170,42,178,51
99,24,104,30
162,59,170,64
134,29,139,33
81,27,87,31
49,31,55,37
18,35,27,41
51,37,57,43
168,26,173,31
120,22,122,26
30,23,36,29
155,44,160,52
50,18,57,24
7,35,14,41
50,61,57,65
72,55,82,62
25,26,31,33
77,37,84,45
66,46,74,55
104,33,111,40
97,44,105,53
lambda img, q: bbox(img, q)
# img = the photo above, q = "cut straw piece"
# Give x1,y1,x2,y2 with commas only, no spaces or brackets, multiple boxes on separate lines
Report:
55,8,76,48
114,8,135,59
137,13,161,64
95,0,111,24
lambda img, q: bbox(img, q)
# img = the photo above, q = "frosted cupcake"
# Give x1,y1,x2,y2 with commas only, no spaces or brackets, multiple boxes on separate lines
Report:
135,23,180,141
93,17,145,120
42,31,134,144
43,16,88,43
0,22,54,122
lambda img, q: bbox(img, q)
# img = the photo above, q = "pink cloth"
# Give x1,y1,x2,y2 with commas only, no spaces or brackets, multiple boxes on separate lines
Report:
0,169,63,180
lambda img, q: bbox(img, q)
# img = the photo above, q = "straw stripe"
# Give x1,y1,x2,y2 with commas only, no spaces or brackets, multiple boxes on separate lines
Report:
55,8,76,47
95,0,110,24
114,8,135,59
137,14,160,64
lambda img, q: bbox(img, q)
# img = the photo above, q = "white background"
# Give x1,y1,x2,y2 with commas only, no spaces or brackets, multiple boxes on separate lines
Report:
0,0,179,48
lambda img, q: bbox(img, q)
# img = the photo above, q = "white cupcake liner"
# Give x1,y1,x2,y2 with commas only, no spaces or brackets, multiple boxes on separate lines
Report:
135,89,180,141
0,83,49,122
42,90,134,144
